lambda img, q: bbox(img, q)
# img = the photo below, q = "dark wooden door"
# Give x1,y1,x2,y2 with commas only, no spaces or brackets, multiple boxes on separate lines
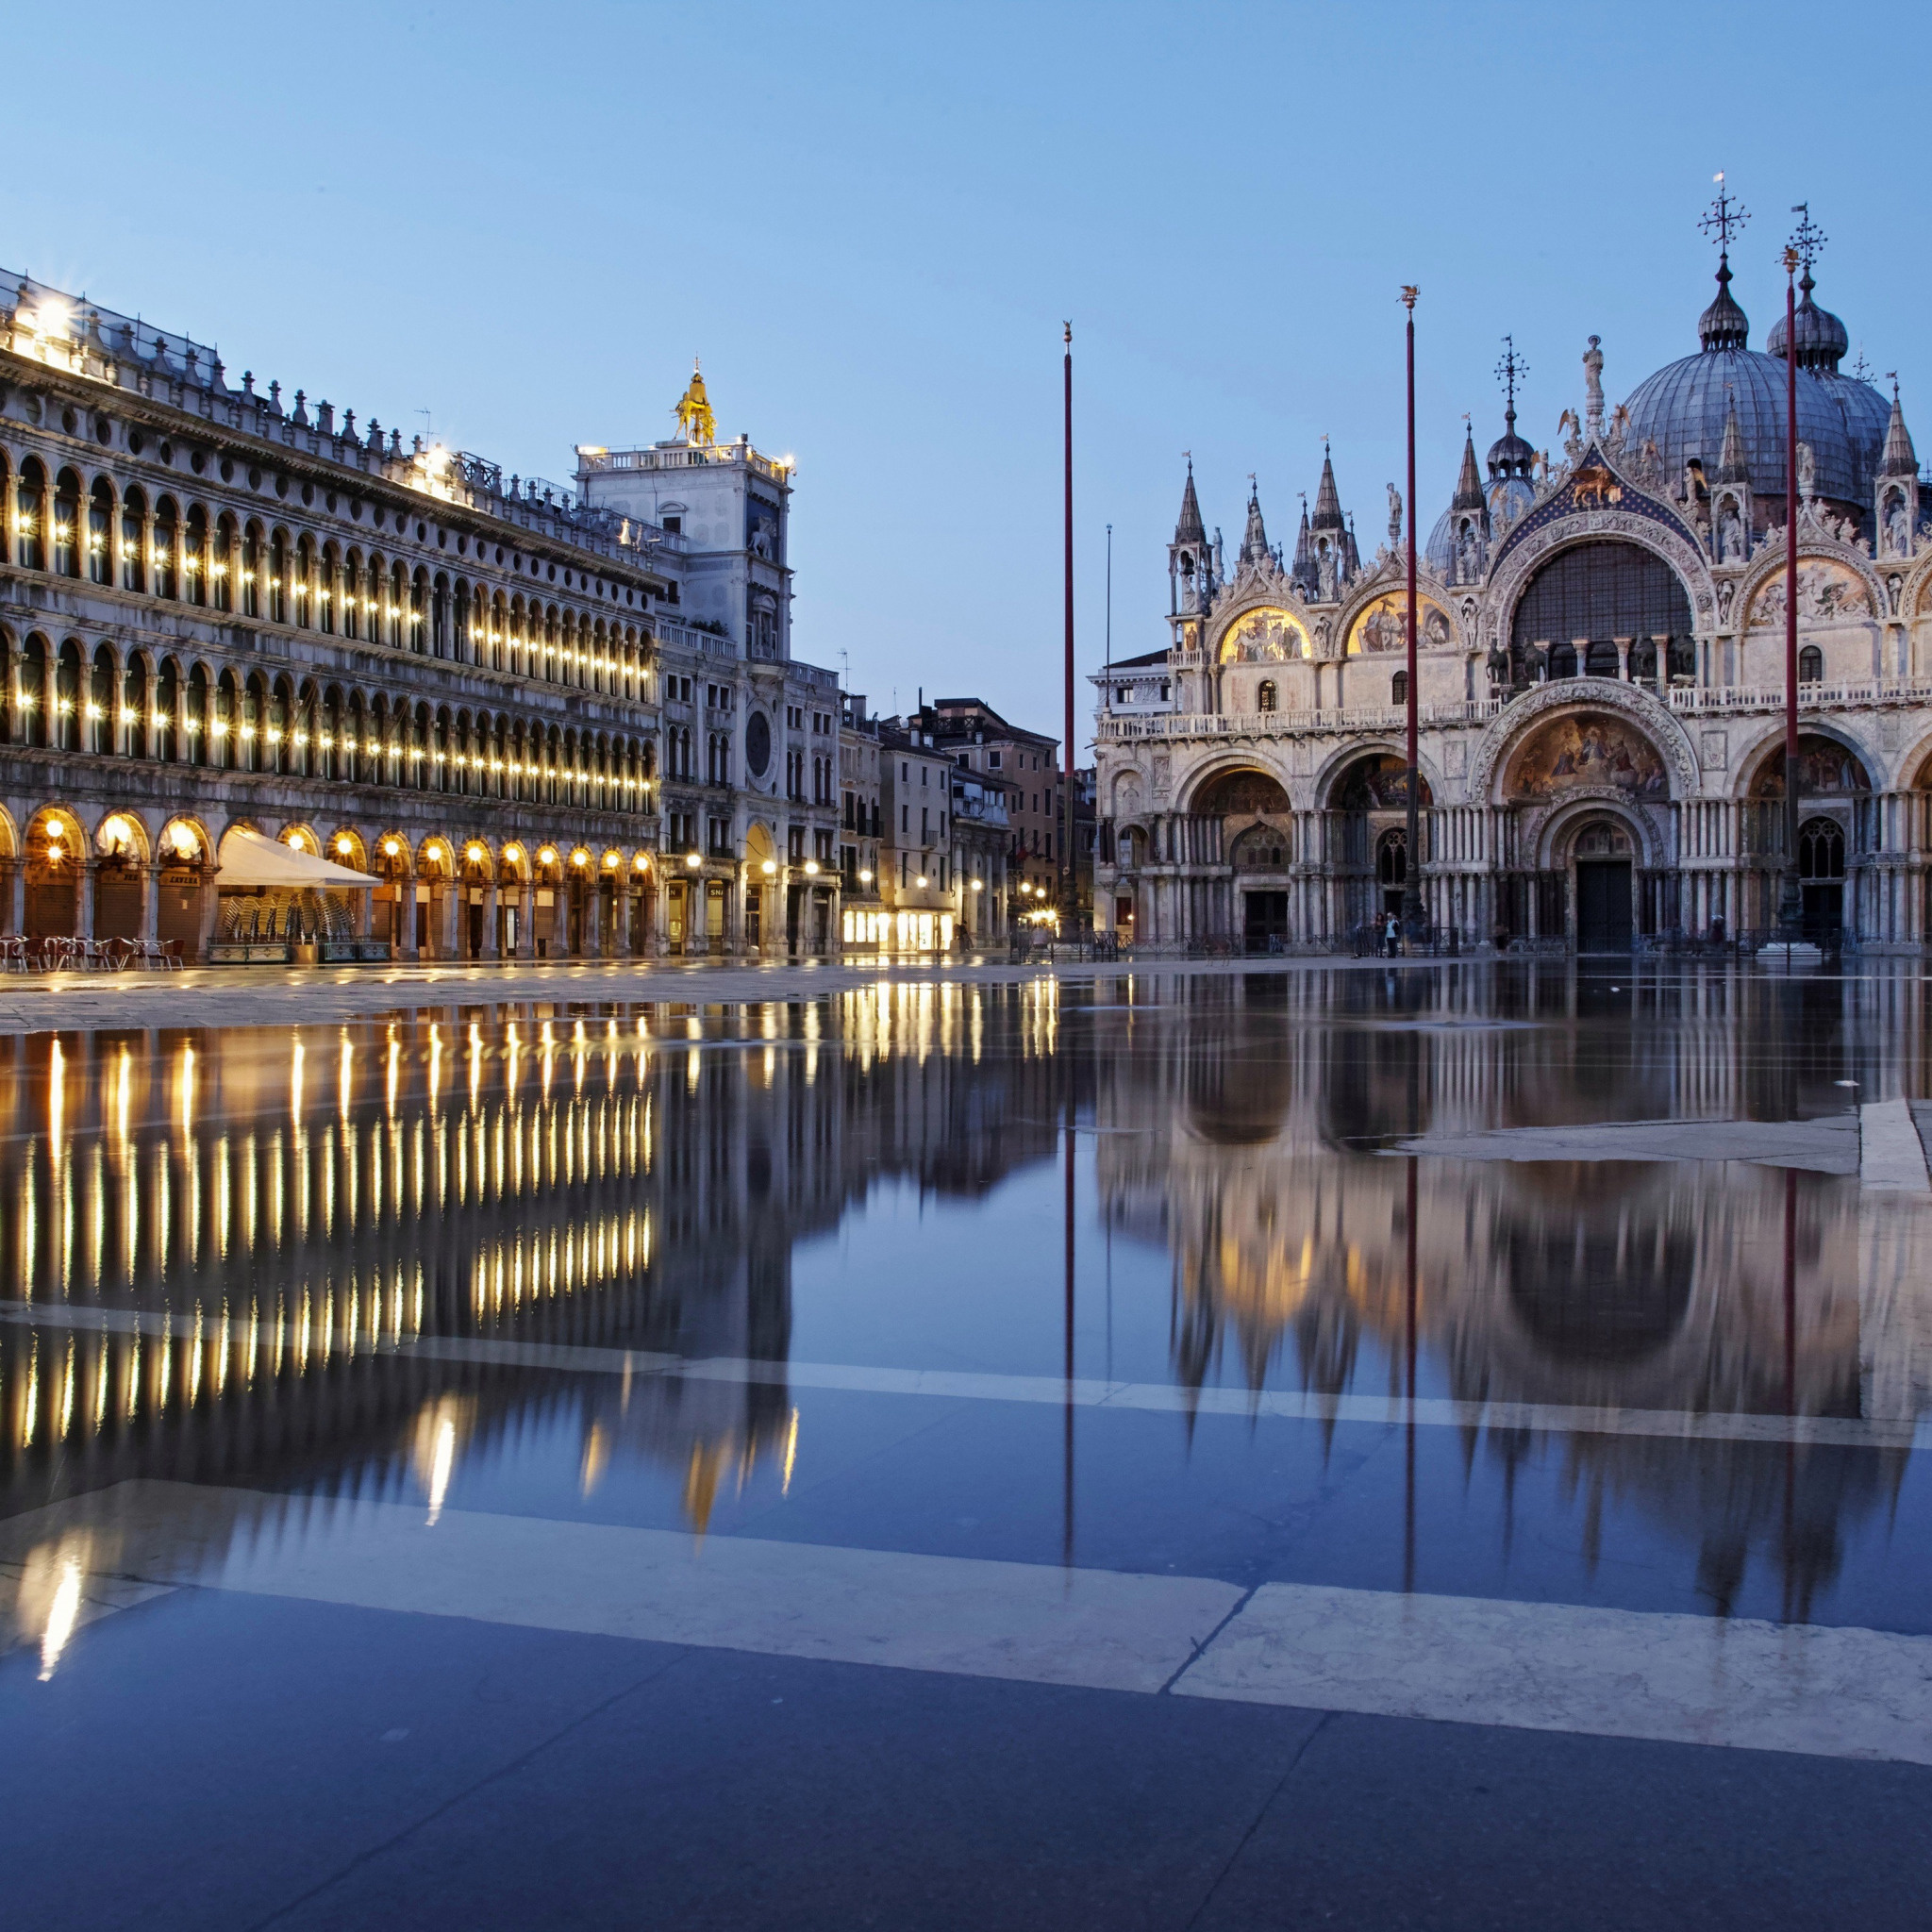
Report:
1576,860,1633,950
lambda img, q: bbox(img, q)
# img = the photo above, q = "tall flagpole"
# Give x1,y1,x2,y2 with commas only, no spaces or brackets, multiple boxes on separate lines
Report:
1400,287,1423,946
1063,323,1077,936
1778,246,1803,942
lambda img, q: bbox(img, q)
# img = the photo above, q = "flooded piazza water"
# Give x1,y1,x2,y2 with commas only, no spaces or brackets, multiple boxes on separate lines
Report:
8,962,1932,1929
5,965,1932,1632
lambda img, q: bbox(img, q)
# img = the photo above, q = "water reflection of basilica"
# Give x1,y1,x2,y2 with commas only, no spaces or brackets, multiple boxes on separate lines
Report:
1091,966,1932,1615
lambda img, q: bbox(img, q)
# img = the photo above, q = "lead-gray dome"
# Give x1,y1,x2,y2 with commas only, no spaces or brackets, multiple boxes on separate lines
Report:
1621,264,1889,510
1765,269,1850,371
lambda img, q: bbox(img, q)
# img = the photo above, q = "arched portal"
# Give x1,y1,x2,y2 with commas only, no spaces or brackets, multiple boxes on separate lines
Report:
1566,814,1637,952
1510,540,1694,687
1324,753,1431,936
1193,769,1291,952
1797,814,1847,940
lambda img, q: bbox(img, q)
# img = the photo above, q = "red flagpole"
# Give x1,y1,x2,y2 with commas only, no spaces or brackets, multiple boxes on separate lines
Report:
1063,324,1075,934
1401,287,1421,944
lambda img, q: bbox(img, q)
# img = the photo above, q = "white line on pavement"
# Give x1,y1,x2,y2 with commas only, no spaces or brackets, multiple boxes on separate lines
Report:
11,1480,1932,1767
0,1300,1925,1452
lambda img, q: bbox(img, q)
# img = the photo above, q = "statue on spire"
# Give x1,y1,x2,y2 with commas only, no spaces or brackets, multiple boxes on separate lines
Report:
674,358,716,445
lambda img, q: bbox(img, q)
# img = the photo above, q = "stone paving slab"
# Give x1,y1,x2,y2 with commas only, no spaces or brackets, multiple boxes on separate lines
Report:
1391,1115,1862,1174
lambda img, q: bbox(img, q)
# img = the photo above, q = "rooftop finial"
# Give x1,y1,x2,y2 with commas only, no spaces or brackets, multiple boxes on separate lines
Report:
1789,203,1826,279
1495,335,1528,432
1696,174,1752,352
1700,171,1749,257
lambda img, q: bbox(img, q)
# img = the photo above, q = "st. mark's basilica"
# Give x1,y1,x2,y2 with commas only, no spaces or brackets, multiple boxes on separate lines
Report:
1092,199,1932,954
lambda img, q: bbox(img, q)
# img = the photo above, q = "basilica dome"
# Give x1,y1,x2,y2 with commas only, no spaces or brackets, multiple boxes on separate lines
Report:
1620,259,1890,512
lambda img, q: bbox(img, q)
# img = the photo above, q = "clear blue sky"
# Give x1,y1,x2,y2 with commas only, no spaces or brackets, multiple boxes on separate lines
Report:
10,2,1925,742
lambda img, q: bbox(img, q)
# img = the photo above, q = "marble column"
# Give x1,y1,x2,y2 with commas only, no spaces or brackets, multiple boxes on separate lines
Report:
195,867,221,961
482,879,501,959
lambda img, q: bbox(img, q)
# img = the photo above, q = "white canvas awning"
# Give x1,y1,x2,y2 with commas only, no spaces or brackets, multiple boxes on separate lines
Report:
215,828,375,890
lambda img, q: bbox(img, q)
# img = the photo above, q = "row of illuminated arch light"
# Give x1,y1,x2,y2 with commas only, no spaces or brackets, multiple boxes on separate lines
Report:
15,805,673,885
6,452,654,695
0,628,656,808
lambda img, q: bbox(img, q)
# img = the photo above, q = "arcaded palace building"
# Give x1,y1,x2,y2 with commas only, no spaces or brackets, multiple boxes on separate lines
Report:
1094,214,1932,954
0,270,842,960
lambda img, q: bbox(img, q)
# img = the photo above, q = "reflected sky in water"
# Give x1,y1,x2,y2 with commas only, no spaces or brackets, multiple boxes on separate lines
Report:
6,962,1932,1642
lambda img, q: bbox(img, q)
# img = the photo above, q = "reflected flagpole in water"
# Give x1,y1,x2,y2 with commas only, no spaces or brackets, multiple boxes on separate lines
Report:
1063,1095,1076,1572
1404,1153,1418,1594
1782,1165,1797,1622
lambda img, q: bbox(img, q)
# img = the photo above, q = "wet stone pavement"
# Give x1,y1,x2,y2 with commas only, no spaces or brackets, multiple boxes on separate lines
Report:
5,958,1932,1929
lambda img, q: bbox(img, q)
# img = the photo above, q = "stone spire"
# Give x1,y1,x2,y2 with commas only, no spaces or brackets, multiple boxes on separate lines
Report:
1882,380,1918,477
1452,425,1484,510
1310,442,1344,531
1174,458,1206,545
1240,479,1270,565
1716,393,1749,483
1291,497,1311,581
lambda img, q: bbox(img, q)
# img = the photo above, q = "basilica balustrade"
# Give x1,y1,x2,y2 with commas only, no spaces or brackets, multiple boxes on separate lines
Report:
1099,696,1504,741
1662,677,1932,716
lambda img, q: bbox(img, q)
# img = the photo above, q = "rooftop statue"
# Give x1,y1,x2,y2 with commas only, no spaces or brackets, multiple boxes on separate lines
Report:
674,358,716,446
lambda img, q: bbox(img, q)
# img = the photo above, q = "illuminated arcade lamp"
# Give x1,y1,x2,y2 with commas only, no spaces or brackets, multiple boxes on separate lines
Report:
632,852,650,872
570,849,589,868
915,874,928,888
174,825,199,858
760,859,777,875
602,850,620,871
335,836,355,857
804,859,820,876
858,869,873,884
971,879,984,891
537,846,558,868
285,829,309,850
685,852,701,869
466,842,486,864
382,838,401,858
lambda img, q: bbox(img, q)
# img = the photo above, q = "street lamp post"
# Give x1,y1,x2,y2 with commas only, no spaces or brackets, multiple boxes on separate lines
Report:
1400,286,1424,948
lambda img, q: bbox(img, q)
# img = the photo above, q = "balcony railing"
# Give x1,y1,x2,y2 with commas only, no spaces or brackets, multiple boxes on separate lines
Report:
577,441,791,486
1098,676,1932,742
1662,678,1932,714
1099,698,1504,740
